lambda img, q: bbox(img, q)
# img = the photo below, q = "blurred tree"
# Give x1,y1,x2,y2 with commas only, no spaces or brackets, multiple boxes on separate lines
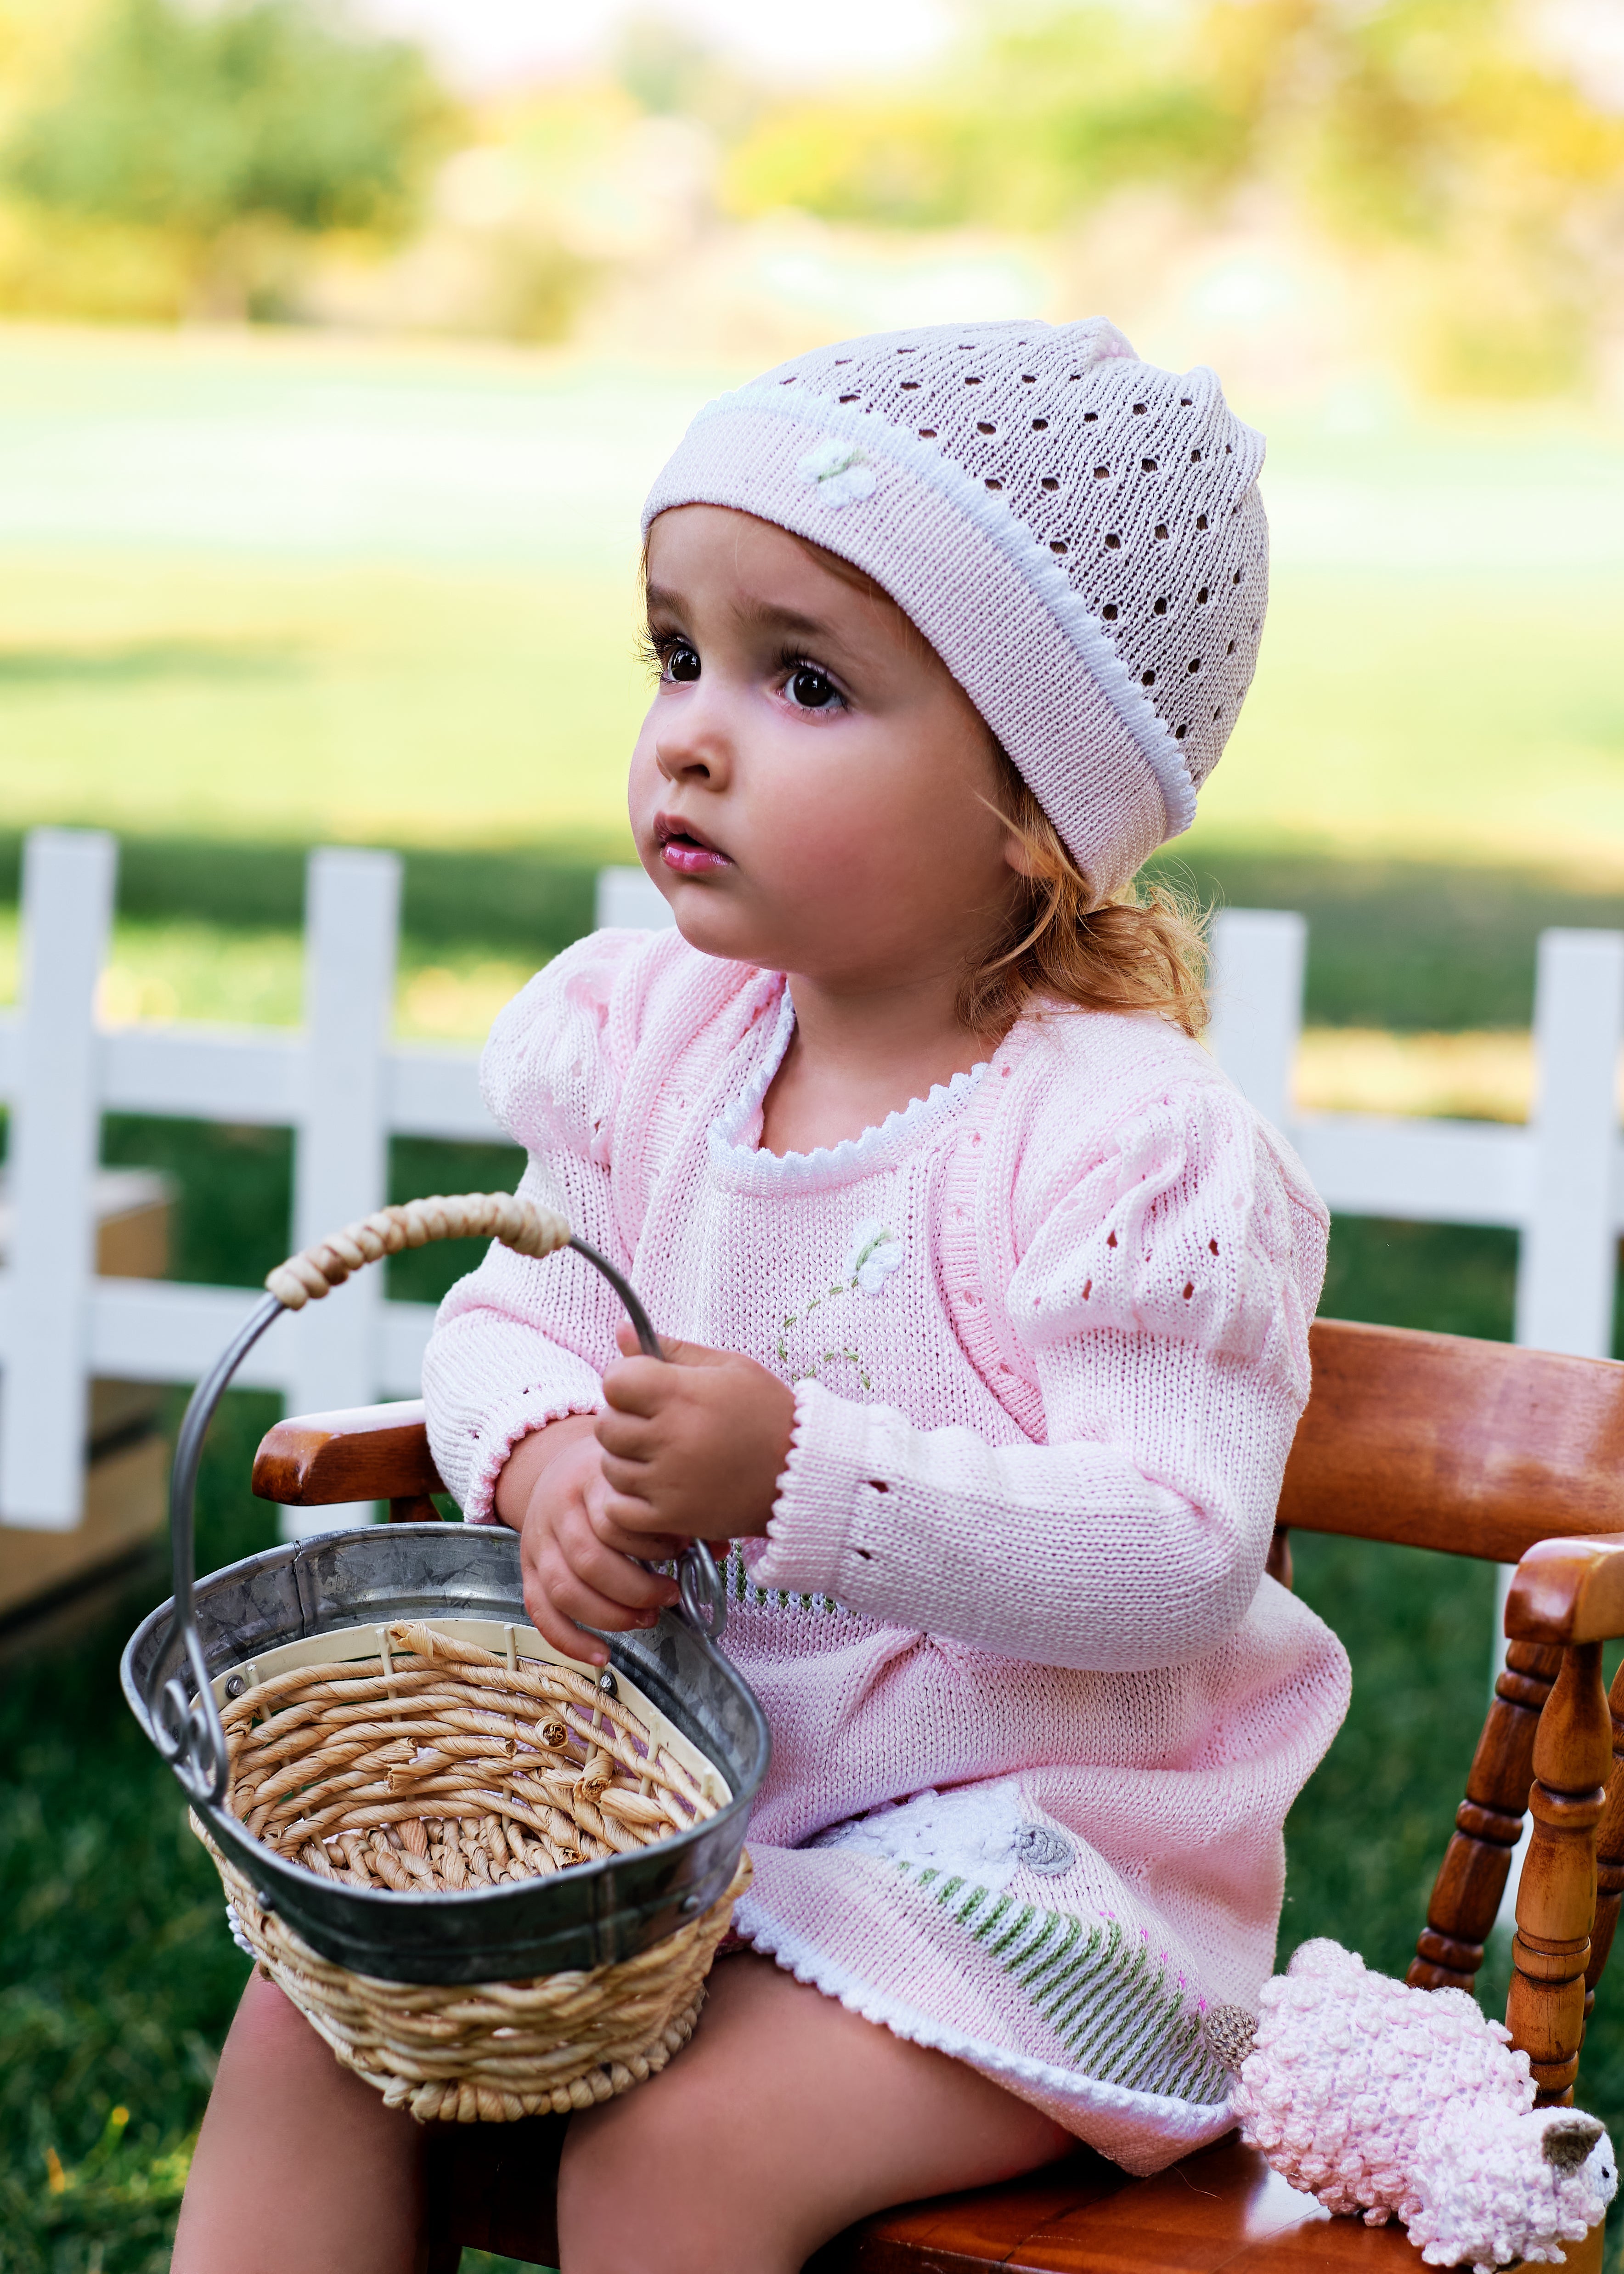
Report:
721,0,1624,398
611,11,756,141
723,6,1245,232
1,0,455,317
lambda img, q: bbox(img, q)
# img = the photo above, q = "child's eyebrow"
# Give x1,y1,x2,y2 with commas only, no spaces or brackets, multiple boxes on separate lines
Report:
733,598,835,641
644,583,837,645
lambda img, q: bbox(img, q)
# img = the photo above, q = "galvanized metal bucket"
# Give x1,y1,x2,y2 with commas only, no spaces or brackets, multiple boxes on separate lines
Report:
119,1196,770,1990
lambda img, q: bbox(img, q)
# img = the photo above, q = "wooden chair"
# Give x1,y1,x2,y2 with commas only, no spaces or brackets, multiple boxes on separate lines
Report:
251,1318,1624,2274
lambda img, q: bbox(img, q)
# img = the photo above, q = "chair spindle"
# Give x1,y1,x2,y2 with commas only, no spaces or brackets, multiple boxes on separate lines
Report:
1583,1660,1624,2021
1507,1640,1612,2103
389,1494,442,1523
1409,1638,1562,1993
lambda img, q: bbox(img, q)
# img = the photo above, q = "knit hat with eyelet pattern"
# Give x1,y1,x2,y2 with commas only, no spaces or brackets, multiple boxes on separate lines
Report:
641,317,1267,897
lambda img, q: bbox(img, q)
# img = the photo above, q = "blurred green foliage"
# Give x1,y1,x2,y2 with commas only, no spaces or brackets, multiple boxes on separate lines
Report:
0,0,453,318
0,1385,281,2274
722,0,1624,398
0,0,1611,392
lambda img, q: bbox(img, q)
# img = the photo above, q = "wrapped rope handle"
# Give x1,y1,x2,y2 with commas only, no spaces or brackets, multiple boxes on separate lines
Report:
152,1194,726,1810
265,1192,574,1312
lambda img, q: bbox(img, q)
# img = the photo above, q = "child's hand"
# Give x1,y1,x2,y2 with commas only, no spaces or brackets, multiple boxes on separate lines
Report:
495,1415,684,1667
597,1322,796,1545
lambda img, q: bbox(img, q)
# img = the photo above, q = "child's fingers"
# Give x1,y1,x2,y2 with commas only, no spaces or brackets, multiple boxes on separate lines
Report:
596,1455,691,1528
524,1554,663,1662
602,1483,727,1546
583,1498,686,1562
591,1446,655,1500
614,1319,686,1362
522,1584,609,1666
610,1324,736,1374
600,1355,671,1417
594,1403,659,1460
559,1518,676,1611
598,1477,669,1535
519,1551,619,1662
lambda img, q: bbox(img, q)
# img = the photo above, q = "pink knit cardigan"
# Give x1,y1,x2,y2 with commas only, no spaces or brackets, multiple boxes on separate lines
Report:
423,928,1351,2173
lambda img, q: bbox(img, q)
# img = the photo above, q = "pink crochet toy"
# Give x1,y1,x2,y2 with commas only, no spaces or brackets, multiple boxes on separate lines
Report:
1203,1941,1616,2271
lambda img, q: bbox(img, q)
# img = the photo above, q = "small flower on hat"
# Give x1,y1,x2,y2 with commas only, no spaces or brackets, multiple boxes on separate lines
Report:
797,436,877,510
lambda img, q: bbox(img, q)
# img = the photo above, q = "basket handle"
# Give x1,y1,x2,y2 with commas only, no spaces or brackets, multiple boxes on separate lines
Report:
151,1194,727,1808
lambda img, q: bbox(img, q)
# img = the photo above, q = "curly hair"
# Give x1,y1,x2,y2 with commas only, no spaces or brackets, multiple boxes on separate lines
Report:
960,752,1208,1041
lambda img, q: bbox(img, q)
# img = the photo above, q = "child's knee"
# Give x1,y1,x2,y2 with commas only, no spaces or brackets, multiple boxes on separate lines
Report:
559,2076,776,2274
228,1969,341,2087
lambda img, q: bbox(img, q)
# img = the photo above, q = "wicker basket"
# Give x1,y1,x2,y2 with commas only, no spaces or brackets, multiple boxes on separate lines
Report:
122,1194,770,2126
198,1621,749,2119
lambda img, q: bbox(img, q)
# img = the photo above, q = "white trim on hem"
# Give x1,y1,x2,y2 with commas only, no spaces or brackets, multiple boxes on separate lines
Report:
734,1891,1235,2148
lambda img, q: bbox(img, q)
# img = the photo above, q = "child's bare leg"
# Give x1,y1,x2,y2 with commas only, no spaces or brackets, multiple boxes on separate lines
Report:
172,1970,427,2274
558,1954,1072,2274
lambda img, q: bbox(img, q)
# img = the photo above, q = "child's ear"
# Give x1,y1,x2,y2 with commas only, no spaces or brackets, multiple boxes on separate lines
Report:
1001,824,1040,879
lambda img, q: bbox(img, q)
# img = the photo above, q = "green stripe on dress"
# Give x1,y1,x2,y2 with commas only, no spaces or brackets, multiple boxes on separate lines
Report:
897,1868,1227,2105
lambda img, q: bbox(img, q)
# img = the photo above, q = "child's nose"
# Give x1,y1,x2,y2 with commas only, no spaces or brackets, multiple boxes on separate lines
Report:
655,701,733,787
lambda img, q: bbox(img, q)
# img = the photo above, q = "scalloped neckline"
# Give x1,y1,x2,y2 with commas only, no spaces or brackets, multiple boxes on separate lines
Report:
708,986,989,1192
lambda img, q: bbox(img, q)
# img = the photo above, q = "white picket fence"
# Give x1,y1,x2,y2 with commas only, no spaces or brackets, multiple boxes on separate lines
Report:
1,826,1620,1547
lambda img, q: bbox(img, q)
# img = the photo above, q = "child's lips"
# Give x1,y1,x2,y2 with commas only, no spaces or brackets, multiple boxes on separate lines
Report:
655,815,731,876
663,841,730,875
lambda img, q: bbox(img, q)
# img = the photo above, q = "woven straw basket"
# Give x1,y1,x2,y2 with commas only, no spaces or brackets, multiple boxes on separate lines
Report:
201,1620,750,2119
123,1195,769,2126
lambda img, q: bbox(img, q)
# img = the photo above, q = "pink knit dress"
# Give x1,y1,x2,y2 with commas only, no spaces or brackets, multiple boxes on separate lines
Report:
422,927,1351,2175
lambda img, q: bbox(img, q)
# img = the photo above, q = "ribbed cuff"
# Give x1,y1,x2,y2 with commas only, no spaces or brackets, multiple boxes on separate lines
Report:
457,1385,602,1523
753,1379,898,1599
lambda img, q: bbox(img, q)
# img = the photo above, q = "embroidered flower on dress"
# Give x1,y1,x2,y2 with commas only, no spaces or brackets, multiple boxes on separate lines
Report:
797,437,878,510
845,1218,903,1296
775,1221,902,1388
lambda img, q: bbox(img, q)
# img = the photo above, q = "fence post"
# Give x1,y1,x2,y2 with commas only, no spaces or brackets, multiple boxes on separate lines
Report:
0,830,116,1529
1205,908,1307,1132
286,848,401,1539
1515,928,1624,1359
595,865,675,932
1494,927,1624,1928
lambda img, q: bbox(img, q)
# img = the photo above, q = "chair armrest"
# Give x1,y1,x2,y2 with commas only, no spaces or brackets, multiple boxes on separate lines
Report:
1494,1535,1624,2101
1506,1536,1624,1646
252,1401,445,1507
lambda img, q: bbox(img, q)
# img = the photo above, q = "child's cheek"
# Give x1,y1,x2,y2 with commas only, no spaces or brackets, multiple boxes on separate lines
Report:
626,725,665,849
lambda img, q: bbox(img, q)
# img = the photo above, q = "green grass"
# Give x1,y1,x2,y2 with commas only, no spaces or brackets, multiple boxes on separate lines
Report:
0,552,646,860
2,832,1613,1041
3,554,1623,887
0,1388,282,2274
1191,568,1624,876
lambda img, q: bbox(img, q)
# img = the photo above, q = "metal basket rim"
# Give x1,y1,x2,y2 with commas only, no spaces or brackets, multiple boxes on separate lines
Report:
120,1525,768,1927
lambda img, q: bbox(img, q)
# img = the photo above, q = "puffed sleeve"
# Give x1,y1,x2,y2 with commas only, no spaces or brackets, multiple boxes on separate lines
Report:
752,1082,1328,1670
421,929,647,1519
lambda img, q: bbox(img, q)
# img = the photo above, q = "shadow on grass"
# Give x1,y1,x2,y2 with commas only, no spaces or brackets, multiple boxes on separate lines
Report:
2,832,1619,1029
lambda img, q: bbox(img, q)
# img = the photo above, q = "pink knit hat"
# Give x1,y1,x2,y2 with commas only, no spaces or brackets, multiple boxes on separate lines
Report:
642,318,1268,895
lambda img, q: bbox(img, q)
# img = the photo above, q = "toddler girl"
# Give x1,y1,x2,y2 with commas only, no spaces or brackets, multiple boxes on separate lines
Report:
174,317,1349,2274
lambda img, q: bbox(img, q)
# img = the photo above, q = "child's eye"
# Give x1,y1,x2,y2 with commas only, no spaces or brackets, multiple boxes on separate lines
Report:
784,663,841,711
665,642,700,683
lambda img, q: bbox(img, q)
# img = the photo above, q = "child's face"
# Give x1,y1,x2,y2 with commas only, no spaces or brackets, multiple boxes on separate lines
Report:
632,505,1026,996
